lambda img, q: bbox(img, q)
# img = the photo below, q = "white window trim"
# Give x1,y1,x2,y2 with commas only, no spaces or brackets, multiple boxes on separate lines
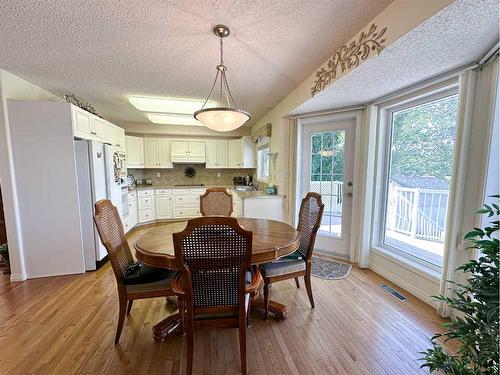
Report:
372,83,459,273
256,144,270,183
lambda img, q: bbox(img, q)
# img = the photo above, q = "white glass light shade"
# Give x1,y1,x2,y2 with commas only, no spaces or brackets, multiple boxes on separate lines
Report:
194,108,250,132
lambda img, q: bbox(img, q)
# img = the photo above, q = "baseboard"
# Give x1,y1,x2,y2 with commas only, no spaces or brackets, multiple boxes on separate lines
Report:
315,248,349,260
96,256,109,269
10,273,27,282
369,262,436,307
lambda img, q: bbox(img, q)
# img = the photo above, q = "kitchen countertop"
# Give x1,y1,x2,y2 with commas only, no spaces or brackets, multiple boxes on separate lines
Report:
130,185,285,199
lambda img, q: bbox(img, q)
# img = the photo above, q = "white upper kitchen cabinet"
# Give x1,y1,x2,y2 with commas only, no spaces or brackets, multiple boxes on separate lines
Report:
228,136,255,168
144,138,173,168
171,140,206,163
125,135,144,168
107,124,125,152
157,139,173,168
72,106,106,142
92,117,108,142
206,139,228,168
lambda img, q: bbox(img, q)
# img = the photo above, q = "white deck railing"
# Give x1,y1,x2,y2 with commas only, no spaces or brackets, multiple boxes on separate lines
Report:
309,181,343,215
387,185,448,242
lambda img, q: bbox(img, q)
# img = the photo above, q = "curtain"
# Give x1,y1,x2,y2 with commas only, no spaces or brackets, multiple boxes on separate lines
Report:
286,117,298,225
437,69,477,317
357,105,378,268
438,57,499,317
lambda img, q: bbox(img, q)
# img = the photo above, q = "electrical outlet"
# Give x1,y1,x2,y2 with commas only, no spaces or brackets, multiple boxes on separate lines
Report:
156,172,161,178
217,172,221,178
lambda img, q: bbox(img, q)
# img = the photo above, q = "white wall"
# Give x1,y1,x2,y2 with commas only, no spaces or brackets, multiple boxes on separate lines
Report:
7,100,86,278
0,70,60,281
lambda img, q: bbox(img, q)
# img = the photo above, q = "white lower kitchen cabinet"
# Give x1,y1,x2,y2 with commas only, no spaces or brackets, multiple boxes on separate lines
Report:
123,214,130,233
155,190,173,219
242,196,284,222
127,193,138,230
125,187,285,232
172,187,204,218
138,189,155,223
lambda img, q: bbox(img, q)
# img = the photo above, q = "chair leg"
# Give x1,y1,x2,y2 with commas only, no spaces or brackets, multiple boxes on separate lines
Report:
239,313,247,375
295,277,300,288
305,266,315,308
263,282,270,321
115,294,127,344
126,300,133,316
246,293,252,327
186,316,195,375
178,297,185,336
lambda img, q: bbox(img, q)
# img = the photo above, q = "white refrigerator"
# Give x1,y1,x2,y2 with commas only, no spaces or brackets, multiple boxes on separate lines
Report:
75,140,123,271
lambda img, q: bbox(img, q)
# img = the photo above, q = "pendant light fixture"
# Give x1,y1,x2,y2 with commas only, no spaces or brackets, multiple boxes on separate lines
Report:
194,25,251,132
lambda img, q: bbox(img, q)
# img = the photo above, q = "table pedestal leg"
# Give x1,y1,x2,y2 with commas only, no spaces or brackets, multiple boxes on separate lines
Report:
152,313,181,341
251,297,288,320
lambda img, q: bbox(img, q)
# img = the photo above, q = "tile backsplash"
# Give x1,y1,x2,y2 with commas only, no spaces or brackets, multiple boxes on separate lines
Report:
128,164,255,187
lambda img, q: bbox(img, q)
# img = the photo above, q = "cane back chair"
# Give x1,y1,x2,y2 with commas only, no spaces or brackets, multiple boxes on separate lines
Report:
171,216,262,375
199,188,233,216
259,192,324,319
93,199,176,344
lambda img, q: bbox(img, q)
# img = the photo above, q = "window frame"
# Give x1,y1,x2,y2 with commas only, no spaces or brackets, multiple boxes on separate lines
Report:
256,144,270,183
373,85,459,272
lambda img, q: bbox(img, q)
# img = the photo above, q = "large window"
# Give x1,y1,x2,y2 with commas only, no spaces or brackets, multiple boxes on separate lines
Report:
257,146,270,182
381,93,459,267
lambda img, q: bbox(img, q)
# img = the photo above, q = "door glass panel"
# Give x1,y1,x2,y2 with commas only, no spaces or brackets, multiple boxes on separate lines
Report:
309,130,345,238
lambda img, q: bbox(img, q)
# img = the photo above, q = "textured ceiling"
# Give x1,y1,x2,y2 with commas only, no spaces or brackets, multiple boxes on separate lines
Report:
294,0,499,114
0,0,392,127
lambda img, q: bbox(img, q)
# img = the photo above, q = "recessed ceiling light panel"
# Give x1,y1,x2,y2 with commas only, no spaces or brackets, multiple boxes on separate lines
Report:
129,97,212,114
147,113,203,126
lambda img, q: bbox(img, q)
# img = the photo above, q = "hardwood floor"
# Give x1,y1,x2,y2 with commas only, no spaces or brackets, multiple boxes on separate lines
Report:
0,227,447,374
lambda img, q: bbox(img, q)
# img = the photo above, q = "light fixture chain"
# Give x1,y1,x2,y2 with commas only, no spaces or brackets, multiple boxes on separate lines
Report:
220,36,224,65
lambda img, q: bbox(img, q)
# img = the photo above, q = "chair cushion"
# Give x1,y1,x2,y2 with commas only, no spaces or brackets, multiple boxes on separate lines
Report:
125,275,175,294
123,263,173,285
281,250,303,261
259,259,305,278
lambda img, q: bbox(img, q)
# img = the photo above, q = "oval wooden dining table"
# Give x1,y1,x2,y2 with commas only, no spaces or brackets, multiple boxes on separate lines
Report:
134,218,300,341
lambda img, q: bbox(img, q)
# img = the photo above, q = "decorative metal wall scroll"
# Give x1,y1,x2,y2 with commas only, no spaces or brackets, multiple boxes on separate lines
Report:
311,24,387,96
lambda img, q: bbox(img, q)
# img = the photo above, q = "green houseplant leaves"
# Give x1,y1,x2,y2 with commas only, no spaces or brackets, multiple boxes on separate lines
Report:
421,195,499,374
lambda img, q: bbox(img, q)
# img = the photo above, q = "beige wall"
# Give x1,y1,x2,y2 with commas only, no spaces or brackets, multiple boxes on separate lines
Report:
0,69,60,281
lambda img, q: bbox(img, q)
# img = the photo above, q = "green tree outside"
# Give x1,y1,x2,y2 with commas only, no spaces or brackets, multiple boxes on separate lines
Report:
309,95,458,183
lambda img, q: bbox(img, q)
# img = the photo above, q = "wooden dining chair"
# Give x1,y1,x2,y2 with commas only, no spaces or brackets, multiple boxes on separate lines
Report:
171,216,262,375
259,192,324,320
199,188,233,216
93,199,177,344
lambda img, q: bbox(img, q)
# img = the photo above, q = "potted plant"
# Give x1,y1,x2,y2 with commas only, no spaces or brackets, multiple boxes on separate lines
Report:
421,195,499,374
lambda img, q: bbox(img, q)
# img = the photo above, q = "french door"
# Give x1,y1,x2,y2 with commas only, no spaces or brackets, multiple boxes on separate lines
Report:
300,115,356,258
